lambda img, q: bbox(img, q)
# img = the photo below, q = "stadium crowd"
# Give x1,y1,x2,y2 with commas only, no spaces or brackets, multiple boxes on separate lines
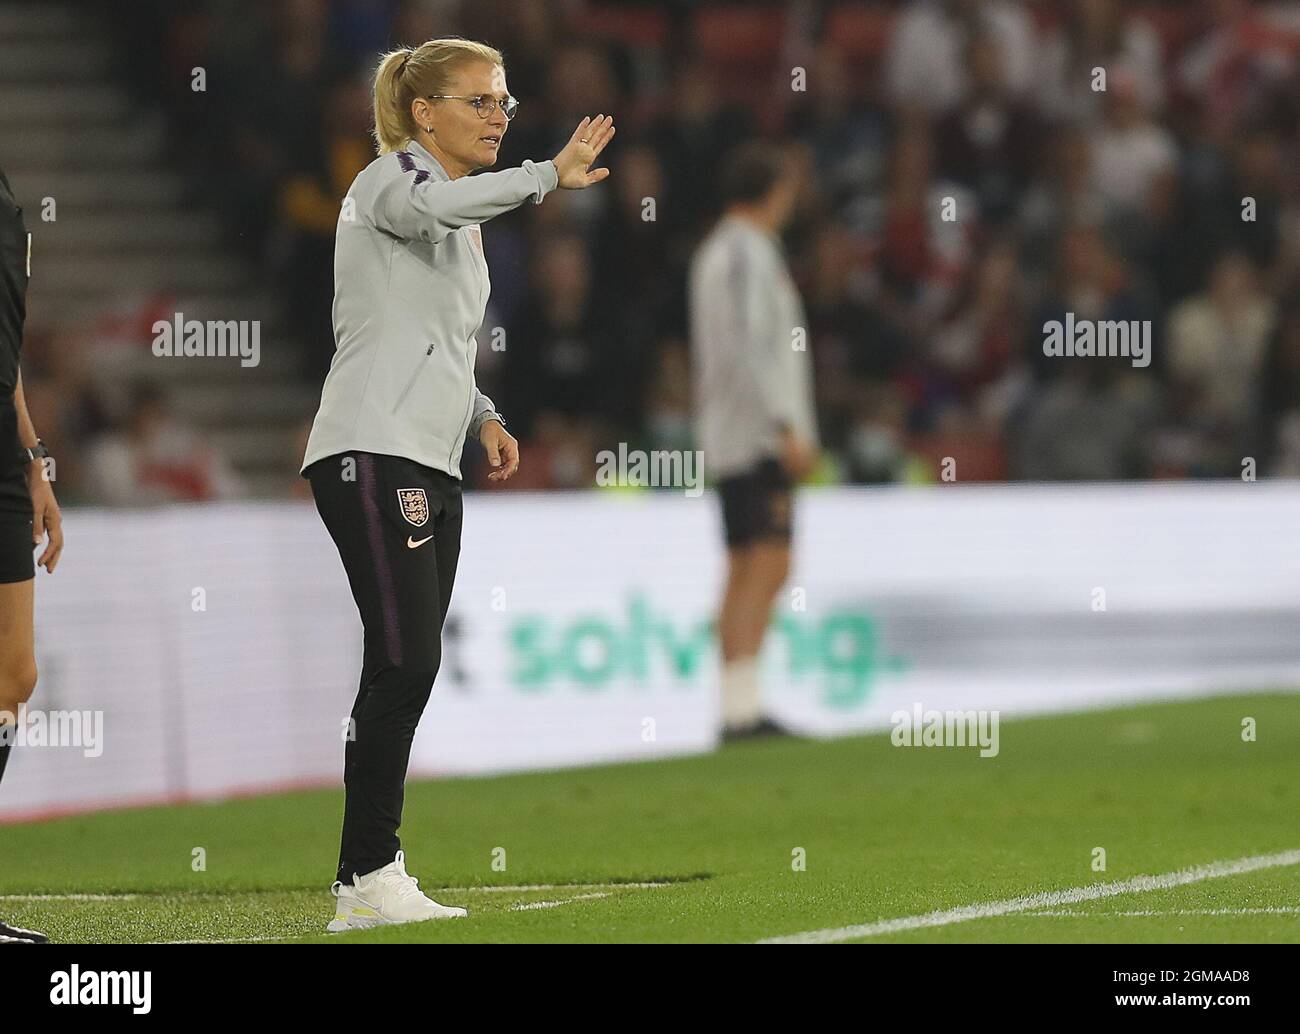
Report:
31,0,1300,497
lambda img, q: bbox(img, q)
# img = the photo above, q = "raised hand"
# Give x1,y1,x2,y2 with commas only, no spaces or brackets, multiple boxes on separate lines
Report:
553,114,616,189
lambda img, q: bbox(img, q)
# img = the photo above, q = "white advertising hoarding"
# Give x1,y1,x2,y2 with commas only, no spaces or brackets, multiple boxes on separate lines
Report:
5,481,1300,820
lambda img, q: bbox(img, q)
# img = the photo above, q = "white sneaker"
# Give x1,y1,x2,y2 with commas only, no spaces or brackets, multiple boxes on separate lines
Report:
326,850,467,932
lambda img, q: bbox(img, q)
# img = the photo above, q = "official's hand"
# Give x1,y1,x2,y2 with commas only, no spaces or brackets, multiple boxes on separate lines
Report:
553,115,616,189
480,420,519,483
27,467,64,572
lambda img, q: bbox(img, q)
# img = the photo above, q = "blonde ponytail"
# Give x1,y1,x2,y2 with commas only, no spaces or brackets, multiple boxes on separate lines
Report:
372,49,413,155
371,38,506,156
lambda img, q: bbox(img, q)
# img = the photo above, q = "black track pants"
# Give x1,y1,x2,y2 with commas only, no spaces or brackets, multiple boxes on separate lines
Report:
307,451,463,884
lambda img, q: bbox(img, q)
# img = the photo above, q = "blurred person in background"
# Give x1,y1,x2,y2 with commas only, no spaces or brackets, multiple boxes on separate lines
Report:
1029,223,1156,381
1257,293,1300,474
1037,0,1165,125
921,235,1026,478
783,40,890,220
1018,126,1123,298
86,384,245,506
644,339,694,456
1166,251,1276,471
0,165,63,944
276,72,375,380
510,40,622,229
500,230,615,450
691,143,817,739
935,31,1042,226
300,37,614,931
1176,0,1300,142
843,382,914,484
1088,71,1178,223
1163,126,1293,303
872,117,974,331
203,1,329,260
1014,357,1158,480
591,142,680,336
885,0,1035,116
1016,224,1160,479
802,222,907,472
650,57,756,234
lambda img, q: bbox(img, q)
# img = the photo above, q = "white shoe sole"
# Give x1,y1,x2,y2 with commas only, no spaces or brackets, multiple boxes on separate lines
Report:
327,905,467,932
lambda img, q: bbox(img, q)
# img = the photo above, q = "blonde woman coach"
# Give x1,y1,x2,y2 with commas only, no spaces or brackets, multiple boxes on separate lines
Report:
301,38,614,931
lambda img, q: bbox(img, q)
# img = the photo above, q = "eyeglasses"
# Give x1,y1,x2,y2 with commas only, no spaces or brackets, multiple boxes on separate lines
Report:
426,94,519,121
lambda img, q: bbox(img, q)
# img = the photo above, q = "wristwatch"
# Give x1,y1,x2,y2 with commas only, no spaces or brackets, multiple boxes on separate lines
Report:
19,439,50,465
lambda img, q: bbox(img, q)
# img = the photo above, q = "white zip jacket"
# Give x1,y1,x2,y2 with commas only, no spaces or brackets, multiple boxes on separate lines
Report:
689,214,818,478
301,139,560,477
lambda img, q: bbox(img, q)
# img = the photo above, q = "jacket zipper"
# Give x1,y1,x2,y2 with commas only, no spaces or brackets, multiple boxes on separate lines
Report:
391,343,437,414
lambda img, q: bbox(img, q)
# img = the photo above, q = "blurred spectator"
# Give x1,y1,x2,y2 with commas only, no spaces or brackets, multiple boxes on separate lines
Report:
86,386,245,506
1037,0,1165,124
1177,0,1300,140
1014,360,1158,480
935,31,1042,224
843,383,912,484
591,142,681,337
644,339,694,455
885,0,1036,115
1088,74,1178,217
499,232,623,441
929,236,1026,418
1258,294,1300,474
1167,252,1276,439
274,71,374,378
1017,127,1111,290
804,222,908,451
648,57,757,234
871,118,975,328
784,40,890,219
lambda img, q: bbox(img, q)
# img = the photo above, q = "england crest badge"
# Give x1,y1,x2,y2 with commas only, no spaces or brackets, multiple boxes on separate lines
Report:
397,488,429,527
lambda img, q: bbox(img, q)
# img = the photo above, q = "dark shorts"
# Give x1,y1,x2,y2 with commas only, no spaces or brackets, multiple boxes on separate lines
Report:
0,406,34,584
305,451,463,672
717,456,793,548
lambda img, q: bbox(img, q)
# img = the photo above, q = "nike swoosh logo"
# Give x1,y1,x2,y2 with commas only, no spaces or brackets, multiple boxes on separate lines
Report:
407,535,433,549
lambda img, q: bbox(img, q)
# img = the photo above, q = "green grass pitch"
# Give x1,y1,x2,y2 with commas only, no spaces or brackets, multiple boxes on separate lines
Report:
1,694,1298,943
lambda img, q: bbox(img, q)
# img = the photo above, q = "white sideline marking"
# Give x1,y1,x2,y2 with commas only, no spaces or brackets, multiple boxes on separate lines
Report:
153,934,303,944
511,892,610,911
0,894,139,901
1031,906,1300,918
759,848,1300,944
436,882,670,893
1,883,668,903
151,883,666,942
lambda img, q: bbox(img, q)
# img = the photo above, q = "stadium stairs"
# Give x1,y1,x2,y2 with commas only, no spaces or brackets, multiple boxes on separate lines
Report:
0,2,316,499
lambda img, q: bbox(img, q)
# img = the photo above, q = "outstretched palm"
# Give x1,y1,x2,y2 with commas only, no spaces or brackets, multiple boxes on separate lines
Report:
553,114,616,189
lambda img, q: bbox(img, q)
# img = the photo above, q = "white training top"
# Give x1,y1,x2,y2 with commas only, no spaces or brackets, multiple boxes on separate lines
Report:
689,214,818,478
302,139,559,477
